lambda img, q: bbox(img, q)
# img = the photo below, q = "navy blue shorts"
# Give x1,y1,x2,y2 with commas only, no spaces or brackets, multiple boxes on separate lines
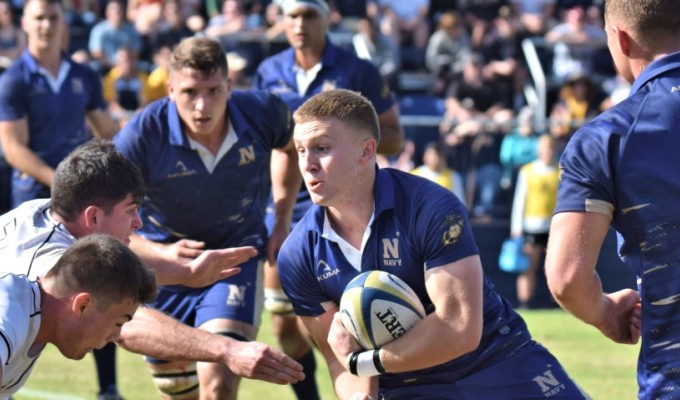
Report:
379,342,590,399
145,257,263,364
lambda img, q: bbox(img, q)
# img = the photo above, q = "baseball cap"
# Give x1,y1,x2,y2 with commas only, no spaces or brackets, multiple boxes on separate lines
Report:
280,0,329,16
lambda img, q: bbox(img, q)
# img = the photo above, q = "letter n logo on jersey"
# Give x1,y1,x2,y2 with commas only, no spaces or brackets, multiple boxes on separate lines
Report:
382,238,402,266
238,145,255,166
533,369,561,393
227,284,247,307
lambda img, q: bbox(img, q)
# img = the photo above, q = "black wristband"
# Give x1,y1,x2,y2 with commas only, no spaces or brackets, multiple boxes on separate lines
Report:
347,351,360,375
373,349,386,374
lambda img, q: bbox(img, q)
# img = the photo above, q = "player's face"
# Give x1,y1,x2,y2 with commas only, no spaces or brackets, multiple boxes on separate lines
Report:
22,0,64,51
295,118,372,207
61,299,137,360
93,194,142,245
284,6,327,51
168,67,232,140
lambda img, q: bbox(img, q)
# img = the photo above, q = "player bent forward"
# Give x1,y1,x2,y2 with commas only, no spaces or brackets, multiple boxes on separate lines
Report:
277,89,591,399
0,234,157,399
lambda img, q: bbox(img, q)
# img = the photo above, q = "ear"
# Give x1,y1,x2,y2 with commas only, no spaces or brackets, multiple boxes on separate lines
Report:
615,25,632,57
82,205,100,229
72,293,94,317
361,137,377,163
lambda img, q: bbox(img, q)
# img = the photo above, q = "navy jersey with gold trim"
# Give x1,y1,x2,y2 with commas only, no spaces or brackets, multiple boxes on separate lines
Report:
278,168,530,384
114,90,292,252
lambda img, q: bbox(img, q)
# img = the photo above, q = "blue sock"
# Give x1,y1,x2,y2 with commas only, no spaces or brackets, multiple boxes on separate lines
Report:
291,350,320,400
93,342,118,394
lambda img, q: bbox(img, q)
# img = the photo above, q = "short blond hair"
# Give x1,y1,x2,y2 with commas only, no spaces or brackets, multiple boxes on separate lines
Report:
605,0,680,52
293,89,380,142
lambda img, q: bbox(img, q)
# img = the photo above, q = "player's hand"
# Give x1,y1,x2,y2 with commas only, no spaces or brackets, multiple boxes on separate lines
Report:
348,393,374,400
183,246,258,288
166,239,206,259
328,312,362,363
224,340,305,384
596,289,641,344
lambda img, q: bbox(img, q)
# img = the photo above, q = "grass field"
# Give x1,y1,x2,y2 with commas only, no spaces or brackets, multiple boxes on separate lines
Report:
14,309,639,400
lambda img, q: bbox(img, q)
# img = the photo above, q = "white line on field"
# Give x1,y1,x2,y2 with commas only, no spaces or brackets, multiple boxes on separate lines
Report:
16,387,87,400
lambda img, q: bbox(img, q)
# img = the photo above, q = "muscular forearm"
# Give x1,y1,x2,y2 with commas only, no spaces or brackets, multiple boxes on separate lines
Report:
118,307,227,362
4,144,55,186
270,147,300,225
128,234,190,286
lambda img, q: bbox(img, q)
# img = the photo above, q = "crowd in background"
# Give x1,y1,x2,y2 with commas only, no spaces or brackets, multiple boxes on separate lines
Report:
0,0,626,307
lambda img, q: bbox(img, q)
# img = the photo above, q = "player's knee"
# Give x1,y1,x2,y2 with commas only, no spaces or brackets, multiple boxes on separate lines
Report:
149,363,199,400
264,287,294,316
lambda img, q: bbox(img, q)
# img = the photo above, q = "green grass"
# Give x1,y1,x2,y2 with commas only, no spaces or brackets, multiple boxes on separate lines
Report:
15,309,638,400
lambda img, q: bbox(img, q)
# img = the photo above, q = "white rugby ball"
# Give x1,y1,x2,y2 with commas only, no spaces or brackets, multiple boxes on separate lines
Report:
339,270,426,350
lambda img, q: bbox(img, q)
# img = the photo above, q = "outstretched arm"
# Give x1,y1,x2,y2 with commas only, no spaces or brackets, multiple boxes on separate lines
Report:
545,211,641,344
128,233,258,288
118,307,305,384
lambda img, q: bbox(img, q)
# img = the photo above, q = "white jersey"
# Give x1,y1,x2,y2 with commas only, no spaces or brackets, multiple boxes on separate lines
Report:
0,273,44,398
0,199,76,280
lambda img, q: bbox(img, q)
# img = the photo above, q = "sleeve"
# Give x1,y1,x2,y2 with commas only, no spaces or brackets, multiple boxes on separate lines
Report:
351,58,395,115
554,120,617,216
0,69,28,121
264,93,293,150
412,181,479,270
88,23,103,53
0,278,27,367
277,231,330,317
113,113,151,181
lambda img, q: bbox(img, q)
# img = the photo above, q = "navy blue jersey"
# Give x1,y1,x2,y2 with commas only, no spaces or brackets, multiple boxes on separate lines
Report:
555,51,680,398
278,168,530,384
0,51,107,205
114,91,292,253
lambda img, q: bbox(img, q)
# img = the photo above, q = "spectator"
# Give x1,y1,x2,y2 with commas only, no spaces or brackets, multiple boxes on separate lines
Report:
0,0,24,68
549,73,603,143
510,0,556,37
373,0,430,50
352,16,400,87
499,106,539,190
88,0,142,73
510,134,559,309
459,0,509,49
144,43,170,102
226,51,250,89
425,10,471,97
545,5,605,44
411,141,466,206
103,46,148,128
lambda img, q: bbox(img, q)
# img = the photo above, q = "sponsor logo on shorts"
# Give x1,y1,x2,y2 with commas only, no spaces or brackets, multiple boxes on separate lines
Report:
533,368,566,397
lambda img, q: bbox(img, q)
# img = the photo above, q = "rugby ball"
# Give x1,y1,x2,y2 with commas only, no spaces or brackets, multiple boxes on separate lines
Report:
339,270,426,350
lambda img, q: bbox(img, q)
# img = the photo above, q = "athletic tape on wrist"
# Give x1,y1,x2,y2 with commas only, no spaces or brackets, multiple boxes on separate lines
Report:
346,350,385,377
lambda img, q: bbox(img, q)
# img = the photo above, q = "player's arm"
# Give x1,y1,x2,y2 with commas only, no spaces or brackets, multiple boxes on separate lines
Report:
128,233,257,288
376,255,484,372
0,118,55,186
85,108,118,139
118,307,304,384
301,308,378,400
267,136,301,265
376,104,403,156
545,211,641,344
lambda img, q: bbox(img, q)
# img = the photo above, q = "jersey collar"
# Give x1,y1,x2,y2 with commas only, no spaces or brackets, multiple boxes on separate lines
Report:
631,50,680,94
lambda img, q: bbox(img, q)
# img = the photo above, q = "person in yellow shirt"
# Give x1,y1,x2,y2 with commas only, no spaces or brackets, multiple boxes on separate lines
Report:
144,44,171,103
510,134,559,308
102,46,148,128
411,141,466,206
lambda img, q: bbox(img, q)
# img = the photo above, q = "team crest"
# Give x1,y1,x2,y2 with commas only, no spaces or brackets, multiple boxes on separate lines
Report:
71,78,84,94
441,213,464,246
